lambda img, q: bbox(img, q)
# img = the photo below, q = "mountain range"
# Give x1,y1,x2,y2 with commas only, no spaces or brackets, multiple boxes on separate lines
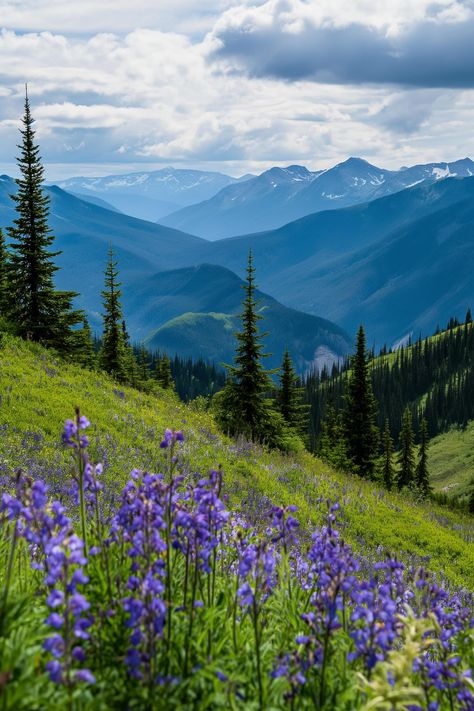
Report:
0,176,351,369
54,167,253,222
159,157,474,239
3,163,474,364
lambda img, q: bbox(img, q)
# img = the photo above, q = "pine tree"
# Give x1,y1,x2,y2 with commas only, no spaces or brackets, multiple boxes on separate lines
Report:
342,325,379,477
0,228,9,317
397,407,416,490
73,316,96,369
415,418,431,496
7,88,81,350
99,247,128,382
137,345,151,382
466,307,472,325
215,251,276,441
158,354,174,390
318,403,348,471
276,349,309,438
381,418,395,491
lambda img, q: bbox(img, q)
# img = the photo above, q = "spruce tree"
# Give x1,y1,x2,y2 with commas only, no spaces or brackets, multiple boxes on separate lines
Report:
397,407,416,490
381,418,395,491
216,251,276,441
137,345,151,382
0,228,9,317
99,247,128,382
158,354,174,390
318,403,348,470
276,349,309,437
73,316,96,369
8,88,81,349
466,307,472,325
415,418,431,496
342,325,379,477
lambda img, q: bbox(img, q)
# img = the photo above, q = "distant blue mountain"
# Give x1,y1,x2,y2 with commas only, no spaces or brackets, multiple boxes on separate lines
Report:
3,170,474,352
198,176,474,345
159,157,474,239
0,177,350,369
54,167,253,222
126,264,351,371
0,175,205,330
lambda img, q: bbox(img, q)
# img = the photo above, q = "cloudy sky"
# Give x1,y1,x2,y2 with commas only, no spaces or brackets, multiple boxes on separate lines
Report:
1,0,474,179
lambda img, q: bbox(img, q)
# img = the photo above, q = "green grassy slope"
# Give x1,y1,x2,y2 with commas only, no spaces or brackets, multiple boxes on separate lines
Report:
429,423,474,499
1,335,473,587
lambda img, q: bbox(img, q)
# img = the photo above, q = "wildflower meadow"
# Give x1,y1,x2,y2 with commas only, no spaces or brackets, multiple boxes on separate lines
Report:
1,406,473,710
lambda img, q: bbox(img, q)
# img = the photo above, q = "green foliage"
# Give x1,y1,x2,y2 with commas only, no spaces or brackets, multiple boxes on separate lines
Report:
380,418,395,491
155,353,174,390
276,349,309,439
342,326,379,478
398,408,416,490
415,419,431,497
7,89,82,353
216,252,279,444
0,334,473,589
98,247,130,383
0,228,9,317
71,316,96,369
318,403,349,471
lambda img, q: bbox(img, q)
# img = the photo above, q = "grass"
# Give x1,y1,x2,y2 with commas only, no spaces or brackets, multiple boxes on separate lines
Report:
429,422,474,499
1,334,473,589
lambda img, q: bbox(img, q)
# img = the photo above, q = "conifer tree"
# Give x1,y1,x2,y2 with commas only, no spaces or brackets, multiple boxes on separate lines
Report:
276,349,309,437
216,251,276,441
415,418,431,496
0,228,9,317
397,407,416,490
466,307,472,325
342,325,379,477
73,316,96,369
99,247,128,382
318,403,348,470
137,344,151,382
381,418,395,491
158,354,174,390
8,88,81,350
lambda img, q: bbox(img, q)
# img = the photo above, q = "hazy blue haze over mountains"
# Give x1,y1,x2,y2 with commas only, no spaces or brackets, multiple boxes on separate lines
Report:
159,157,474,239
2,166,474,364
0,175,351,370
54,168,253,222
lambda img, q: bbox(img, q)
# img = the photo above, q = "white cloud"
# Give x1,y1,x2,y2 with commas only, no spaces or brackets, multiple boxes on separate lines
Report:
0,2,472,177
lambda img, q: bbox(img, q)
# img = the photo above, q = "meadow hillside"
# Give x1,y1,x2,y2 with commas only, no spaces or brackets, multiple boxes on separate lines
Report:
1,334,473,589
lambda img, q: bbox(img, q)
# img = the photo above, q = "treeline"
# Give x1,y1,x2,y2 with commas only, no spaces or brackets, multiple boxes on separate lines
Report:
313,326,431,498
304,312,474,447
0,92,225,403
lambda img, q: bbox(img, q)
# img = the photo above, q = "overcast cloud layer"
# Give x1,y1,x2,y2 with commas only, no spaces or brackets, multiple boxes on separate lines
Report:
0,0,473,178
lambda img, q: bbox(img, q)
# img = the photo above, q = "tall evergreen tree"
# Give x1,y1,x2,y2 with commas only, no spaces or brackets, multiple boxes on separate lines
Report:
7,88,81,349
158,354,174,390
318,403,348,471
276,349,309,437
381,418,395,491
216,251,276,441
73,316,96,369
342,325,379,477
0,228,9,318
397,407,416,490
99,247,128,382
415,418,431,496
